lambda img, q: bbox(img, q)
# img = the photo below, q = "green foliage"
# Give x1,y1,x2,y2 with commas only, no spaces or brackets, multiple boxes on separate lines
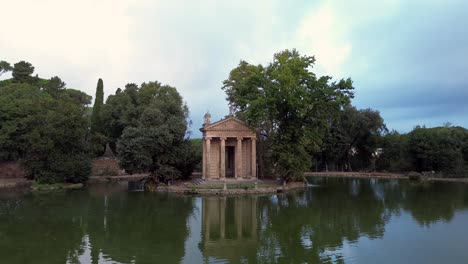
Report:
0,61,92,183
91,78,104,134
406,126,468,177
0,60,12,76
318,106,387,172
62,89,92,106
12,61,37,84
375,131,409,172
90,78,106,157
222,49,354,180
115,81,200,180
372,125,468,177
190,138,203,171
43,76,66,98
101,83,140,152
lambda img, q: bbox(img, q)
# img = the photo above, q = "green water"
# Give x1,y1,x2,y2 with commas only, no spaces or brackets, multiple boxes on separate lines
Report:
1,178,468,264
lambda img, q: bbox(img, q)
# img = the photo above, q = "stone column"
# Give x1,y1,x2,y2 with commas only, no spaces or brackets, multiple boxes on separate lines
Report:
206,137,211,179
251,138,256,178
236,137,243,179
220,137,226,179
202,136,206,179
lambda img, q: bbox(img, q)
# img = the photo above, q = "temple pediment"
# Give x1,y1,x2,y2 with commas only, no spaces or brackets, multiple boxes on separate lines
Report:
202,117,253,132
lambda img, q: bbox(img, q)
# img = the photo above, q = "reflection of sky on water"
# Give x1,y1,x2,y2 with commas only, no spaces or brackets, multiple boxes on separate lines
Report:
182,198,203,264
340,211,468,263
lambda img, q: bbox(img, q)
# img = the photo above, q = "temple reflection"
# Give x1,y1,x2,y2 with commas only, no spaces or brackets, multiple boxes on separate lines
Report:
200,196,258,262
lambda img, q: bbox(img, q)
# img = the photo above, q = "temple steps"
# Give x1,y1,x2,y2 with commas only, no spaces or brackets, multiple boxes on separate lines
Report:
191,178,205,185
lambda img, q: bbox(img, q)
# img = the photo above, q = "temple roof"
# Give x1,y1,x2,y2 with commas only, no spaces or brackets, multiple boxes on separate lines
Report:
200,116,253,132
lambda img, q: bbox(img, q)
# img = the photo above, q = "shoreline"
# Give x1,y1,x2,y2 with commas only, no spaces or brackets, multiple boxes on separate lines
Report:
305,172,468,183
2,172,468,191
154,181,306,195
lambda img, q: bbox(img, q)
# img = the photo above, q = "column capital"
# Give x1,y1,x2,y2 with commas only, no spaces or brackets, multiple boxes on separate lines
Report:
220,137,227,141
205,137,212,141
236,137,243,141
251,137,257,141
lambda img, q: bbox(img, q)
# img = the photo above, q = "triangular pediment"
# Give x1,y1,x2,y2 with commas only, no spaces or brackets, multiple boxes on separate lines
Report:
203,117,252,132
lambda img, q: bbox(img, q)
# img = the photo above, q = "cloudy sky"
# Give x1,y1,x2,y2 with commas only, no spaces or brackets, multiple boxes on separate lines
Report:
1,0,467,137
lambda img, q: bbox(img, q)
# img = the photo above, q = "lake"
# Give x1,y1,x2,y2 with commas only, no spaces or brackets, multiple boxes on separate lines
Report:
1,177,468,263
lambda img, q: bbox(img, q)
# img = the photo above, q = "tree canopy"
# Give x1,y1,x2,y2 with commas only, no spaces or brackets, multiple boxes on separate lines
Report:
103,81,198,180
0,61,92,183
0,60,12,76
222,49,354,180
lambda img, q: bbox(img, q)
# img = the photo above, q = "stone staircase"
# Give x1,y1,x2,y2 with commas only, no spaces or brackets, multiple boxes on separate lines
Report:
191,178,204,185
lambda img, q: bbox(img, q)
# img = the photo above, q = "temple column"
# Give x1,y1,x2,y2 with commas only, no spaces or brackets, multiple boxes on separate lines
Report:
236,137,243,179
202,136,206,179
220,137,226,179
251,138,256,178
206,137,211,179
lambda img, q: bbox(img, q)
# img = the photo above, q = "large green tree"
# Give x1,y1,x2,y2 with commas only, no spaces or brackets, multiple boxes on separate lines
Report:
222,49,354,180
89,78,106,156
0,61,92,183
407,125,468,177
90,78,104,134
115,82,198,180
318,106,387,172
12,61,37,84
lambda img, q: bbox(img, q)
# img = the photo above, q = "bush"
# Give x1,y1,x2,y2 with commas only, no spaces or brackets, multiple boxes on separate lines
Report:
23,153,91,184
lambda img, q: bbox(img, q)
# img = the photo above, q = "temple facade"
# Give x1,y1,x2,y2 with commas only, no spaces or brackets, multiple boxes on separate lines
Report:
200,113,257,180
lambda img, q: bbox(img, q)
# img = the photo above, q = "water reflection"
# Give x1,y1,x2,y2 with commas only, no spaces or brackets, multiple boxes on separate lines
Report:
200,196,258,263
0,179,468,263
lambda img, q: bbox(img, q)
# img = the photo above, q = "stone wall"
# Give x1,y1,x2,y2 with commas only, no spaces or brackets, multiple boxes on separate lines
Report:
91,158,121,176
0,161,24,179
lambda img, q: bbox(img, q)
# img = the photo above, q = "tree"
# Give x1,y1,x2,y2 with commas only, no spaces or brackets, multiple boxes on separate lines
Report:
90,78,104,134
116,82,199,181
22,97,91,183
62,89,92,106
319,106,387,172
0,82,91,183
222,49,354,180
101,83,140,152
12,61,36,84
89,78,106,156
43,76,66,98
407,126,468,177
0,60,12,76
375,130,409,172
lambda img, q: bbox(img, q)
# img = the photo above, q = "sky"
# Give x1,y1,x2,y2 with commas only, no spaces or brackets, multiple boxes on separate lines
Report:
1,0,467,137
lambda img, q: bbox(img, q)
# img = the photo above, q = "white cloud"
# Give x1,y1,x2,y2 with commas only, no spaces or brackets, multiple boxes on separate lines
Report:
0,0,132,97
293,3,352,78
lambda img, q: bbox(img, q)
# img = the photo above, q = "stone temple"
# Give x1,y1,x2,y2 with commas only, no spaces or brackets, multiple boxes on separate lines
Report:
200,112,257,180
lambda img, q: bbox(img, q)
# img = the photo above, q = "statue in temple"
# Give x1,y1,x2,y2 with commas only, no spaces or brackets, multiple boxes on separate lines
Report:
228,106,235,117
203,112,211,126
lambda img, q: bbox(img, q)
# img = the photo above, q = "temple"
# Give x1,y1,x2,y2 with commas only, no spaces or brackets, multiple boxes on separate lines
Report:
200,112,257,180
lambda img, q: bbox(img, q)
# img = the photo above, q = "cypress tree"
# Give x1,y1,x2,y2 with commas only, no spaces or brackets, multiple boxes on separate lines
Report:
90,78,104,133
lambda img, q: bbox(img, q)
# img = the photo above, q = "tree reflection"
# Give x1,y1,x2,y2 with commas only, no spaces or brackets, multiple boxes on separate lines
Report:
85,187,194,264
257,178,388,263
0,192,88,264
401,181,468,226
0,185,194,264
